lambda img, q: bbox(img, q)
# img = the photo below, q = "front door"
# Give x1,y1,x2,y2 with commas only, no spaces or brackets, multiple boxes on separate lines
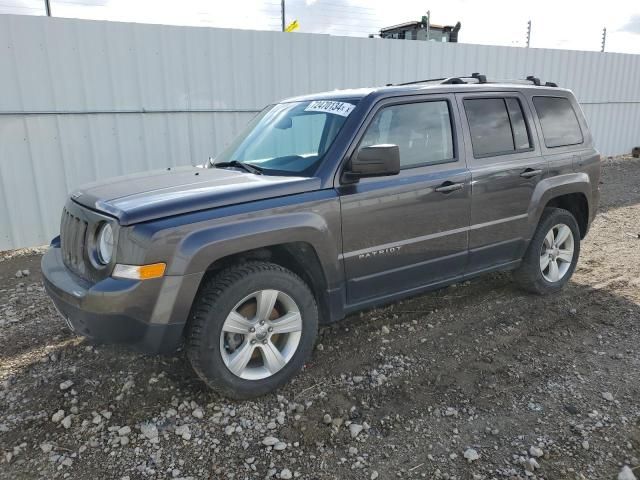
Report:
338,95,471,306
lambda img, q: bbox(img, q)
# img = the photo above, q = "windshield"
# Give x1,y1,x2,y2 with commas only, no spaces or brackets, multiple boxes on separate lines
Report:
213,99,358,175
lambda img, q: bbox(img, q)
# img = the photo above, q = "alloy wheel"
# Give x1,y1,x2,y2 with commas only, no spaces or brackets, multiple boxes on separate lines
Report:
540,223,575,282
219,290,302,380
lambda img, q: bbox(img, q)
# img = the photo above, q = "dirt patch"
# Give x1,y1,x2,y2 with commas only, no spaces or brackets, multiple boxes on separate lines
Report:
1,156,639,480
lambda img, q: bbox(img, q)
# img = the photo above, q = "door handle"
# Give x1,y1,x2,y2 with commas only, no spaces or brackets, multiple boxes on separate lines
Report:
520,168,543,178
434,182,464,193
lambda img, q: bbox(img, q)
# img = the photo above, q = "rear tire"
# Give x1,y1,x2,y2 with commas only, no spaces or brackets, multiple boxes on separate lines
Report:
514,207,581,294
186,261,318,399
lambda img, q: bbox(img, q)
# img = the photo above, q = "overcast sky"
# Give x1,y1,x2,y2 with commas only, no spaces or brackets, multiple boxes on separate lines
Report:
3,0,640,54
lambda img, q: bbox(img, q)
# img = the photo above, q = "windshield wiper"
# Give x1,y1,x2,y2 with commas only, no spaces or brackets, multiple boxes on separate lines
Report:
214,160,263,175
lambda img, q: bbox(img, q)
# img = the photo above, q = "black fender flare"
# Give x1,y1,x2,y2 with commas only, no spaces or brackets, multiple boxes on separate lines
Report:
174,211,342,290
526,172,591,239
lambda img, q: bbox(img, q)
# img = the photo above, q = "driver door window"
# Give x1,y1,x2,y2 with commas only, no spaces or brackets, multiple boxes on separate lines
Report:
359,101,454,168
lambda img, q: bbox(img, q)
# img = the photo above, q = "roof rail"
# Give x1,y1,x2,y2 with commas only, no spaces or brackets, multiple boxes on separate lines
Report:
526,75,541,86
472,72,487,83
394,72,488,86
389,74,558,88
442,72,487,84
391,77,447,86
525,76,561,87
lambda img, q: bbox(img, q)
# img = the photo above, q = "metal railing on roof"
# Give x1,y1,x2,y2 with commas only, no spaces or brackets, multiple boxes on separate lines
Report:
389,73,558,87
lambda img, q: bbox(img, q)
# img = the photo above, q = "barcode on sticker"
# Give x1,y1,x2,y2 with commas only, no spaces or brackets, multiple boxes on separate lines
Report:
304,100,355,117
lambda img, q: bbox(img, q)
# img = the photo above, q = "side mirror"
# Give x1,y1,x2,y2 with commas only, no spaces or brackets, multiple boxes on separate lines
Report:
347,144,400,179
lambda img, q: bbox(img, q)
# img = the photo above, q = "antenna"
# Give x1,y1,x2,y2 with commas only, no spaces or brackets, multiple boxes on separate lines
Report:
601,27,607,53
526,20,531,48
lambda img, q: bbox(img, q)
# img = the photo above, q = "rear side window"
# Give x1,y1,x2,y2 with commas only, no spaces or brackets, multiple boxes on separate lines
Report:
464,97,532,157
533,96,583,148
359,100,454,168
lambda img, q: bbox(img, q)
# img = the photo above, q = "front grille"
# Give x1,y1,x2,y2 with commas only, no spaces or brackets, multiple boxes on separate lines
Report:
60,207,89,278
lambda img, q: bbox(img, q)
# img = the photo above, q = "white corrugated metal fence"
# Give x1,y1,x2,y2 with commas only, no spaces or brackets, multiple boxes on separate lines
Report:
1,14,639,250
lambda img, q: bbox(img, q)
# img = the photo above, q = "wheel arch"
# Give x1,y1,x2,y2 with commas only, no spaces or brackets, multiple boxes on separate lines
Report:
195,241,333,325
543,193,589,239
529,173,592,239
158,209,345,335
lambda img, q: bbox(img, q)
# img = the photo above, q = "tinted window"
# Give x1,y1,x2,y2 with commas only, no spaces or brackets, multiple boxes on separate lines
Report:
464,98,514,156
359,101,454,168
506,98,531,150
533,96,583,148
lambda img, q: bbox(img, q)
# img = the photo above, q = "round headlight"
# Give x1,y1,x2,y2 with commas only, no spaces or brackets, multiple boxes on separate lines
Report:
97,223,114,265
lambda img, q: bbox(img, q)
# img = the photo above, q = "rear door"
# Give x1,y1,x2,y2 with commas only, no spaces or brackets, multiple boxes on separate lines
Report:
456,92,546,272
338,94,471,306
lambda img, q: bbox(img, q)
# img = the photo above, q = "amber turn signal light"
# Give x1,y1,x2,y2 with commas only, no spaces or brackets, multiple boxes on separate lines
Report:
112,263,166,280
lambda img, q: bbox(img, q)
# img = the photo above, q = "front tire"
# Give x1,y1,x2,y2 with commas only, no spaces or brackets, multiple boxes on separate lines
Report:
514,207,581,294
186,261,318,399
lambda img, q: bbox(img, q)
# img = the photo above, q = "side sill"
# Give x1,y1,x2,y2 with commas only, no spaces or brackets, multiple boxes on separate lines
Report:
340,259,522,318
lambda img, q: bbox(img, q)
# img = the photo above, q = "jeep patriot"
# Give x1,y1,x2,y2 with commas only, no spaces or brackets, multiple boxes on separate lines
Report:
42,75,601,398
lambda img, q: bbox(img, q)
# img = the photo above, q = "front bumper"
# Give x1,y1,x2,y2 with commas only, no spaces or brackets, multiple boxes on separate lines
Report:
41,246,201,354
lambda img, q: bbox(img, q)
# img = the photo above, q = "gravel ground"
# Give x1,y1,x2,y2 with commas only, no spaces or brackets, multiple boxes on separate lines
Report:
1,156,639,480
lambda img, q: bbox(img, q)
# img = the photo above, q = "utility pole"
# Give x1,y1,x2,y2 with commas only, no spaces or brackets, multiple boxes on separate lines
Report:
426,10,431,41
526,20,531,48
44,0,51,16
281,0,285,32
601,27,607,52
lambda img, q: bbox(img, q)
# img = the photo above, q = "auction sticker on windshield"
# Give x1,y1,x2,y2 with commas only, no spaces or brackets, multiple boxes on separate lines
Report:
304,100,355,117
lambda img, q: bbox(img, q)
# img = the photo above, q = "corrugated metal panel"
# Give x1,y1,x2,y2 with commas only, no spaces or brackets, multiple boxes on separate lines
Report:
1,14,639,250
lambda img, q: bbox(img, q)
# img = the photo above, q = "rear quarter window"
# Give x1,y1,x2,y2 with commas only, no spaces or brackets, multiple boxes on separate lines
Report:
533,96,583,148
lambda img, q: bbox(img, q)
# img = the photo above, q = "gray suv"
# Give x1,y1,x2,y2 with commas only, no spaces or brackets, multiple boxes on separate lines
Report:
42,74,600,398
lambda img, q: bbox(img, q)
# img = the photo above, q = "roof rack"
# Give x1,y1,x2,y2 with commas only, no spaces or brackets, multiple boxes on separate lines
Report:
388,73,558,88
394,72,487,86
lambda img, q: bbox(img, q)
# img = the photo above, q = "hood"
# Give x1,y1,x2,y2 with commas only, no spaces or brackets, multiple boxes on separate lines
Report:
71,166,321,225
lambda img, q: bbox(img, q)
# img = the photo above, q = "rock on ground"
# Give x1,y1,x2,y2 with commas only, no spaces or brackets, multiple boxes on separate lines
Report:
618,466,638,480
463,448,480,462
